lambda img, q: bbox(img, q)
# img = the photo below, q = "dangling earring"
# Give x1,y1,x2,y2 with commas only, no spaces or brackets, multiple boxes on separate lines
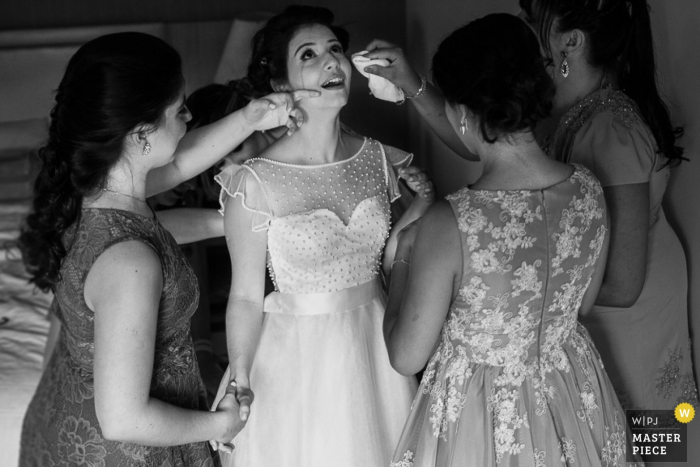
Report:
142,140,151,156
560,52,570,78
460,116,469,135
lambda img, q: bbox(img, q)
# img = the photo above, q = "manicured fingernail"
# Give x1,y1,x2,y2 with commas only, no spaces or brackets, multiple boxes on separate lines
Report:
269,103,277,109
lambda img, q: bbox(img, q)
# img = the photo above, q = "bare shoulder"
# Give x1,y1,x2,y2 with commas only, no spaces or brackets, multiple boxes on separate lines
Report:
86,240,162,308
416,200,460,250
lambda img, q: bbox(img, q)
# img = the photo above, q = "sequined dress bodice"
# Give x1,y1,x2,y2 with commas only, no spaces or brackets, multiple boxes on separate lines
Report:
216,137,410,293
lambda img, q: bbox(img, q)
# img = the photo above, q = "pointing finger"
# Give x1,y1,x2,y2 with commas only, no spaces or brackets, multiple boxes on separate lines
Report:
291,89,321,101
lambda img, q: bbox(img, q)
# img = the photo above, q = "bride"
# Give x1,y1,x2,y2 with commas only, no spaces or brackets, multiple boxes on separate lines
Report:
211,5,433,466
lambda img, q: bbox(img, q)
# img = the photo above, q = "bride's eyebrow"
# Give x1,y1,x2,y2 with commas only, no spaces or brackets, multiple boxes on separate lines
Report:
295,42,317,56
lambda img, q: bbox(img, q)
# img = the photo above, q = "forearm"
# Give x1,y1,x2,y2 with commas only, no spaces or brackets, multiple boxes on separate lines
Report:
595,275,644,308
156,208,224,244
409,84,477,161
383,261,410,358
147,111,254,196
384,196,432,273
99,396,226,446
226,301,263,386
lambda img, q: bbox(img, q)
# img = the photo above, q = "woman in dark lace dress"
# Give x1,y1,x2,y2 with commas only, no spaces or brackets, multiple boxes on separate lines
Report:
17,32,316,466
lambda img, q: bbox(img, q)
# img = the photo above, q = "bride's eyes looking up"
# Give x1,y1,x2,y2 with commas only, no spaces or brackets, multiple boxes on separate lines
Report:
298,42,344,62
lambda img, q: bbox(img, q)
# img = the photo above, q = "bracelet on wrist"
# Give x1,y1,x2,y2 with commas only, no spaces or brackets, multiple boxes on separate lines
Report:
404,75,427,101
391,258,411,269
395,88,406,106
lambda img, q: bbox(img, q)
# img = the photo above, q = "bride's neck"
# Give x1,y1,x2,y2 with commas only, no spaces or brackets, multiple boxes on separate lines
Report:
287,110,343,164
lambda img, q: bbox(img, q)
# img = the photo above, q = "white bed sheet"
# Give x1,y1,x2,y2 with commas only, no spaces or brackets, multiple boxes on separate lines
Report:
0,203,52,467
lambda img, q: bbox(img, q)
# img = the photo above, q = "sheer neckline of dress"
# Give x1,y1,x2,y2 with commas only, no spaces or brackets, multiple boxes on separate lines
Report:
247,137,368,169
467,165,578,193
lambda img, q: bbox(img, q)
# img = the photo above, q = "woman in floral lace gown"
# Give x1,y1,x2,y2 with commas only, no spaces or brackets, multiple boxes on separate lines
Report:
518,0,698,418
18,32,316,466
382,14,641,466
210,6,433,466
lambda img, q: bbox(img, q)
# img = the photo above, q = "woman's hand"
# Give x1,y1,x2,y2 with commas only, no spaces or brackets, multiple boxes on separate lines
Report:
209,381,255,453
399,166,435,202
363,40,423,96
243,90,320,136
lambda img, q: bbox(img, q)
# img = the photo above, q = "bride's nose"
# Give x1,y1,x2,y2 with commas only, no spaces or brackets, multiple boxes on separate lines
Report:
324,54,340,71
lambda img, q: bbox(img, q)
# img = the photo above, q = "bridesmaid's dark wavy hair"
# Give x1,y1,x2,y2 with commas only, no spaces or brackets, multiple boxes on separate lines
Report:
520,0,685,165
19,32,184,292
432,13,555,143
247,5,349,97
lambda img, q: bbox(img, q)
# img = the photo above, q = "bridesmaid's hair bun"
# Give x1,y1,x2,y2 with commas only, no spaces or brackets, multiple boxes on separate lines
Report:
248,5,349,97
432,13,554,143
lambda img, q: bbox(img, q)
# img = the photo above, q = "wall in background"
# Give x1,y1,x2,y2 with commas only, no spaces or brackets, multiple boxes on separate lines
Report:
0,0,409,149
404,0,516,193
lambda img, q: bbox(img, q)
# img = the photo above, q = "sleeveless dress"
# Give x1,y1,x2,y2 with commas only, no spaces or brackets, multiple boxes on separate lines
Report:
213,137,418,467
390,165,642,466
548,89,699,413
19,208,218,467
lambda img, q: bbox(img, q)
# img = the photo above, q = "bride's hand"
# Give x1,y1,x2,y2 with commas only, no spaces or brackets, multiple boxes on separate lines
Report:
243,90,320,135
399,166,435,202
209,381,255,453
362,40,423,96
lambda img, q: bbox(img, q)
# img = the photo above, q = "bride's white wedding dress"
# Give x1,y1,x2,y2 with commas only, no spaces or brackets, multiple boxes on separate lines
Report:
213,137,417,467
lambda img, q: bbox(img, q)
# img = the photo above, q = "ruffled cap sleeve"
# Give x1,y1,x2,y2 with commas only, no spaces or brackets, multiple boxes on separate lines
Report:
571,111,657,187
380,143,413,202
214,163,273,232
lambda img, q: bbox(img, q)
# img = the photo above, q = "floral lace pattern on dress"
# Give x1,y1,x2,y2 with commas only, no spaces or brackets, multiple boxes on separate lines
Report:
19,209,216,467
390,166,639,466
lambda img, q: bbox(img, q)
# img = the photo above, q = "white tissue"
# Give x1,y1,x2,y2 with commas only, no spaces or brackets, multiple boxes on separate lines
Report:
351,51,404,103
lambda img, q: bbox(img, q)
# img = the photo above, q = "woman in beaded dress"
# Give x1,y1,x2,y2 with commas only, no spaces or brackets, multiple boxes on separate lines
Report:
383,14,641,466
210,6,432,466
518,0,698,417
18,32,316,466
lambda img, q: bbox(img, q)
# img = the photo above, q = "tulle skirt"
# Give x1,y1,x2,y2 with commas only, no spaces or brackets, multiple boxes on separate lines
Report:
390,324,644,467
214,280,417,467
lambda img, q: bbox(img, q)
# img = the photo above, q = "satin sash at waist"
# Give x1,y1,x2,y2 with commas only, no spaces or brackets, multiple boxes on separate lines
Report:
263,279,382,316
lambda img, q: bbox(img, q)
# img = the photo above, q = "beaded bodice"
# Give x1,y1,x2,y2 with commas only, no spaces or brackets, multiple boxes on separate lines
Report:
216,137,411,294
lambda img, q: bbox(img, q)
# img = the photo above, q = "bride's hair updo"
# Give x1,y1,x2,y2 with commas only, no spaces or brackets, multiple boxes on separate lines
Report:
520,0,684,165
432,13,554,143
19,32,184,292
247,5,349,97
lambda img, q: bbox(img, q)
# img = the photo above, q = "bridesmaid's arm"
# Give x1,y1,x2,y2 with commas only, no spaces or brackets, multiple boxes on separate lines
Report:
383,167,435,275
384,201,461,375
146,91,319,196
87,241,244,446
363,40,478,162
156,208,224,244
595,183,649,307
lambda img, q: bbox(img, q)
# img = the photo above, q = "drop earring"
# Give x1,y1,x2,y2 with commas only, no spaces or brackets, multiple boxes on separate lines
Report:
560,52,570,78
142,140,151,156
460,116,469,135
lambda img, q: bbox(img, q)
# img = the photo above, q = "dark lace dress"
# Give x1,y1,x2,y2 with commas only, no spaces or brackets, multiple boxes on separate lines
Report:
19,208,219,467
